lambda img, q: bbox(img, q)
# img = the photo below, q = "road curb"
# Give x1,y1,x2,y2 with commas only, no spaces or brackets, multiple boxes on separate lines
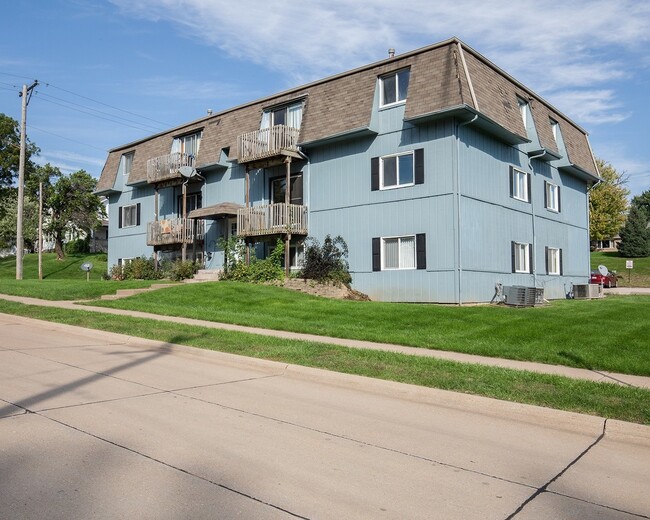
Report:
6,312,648,442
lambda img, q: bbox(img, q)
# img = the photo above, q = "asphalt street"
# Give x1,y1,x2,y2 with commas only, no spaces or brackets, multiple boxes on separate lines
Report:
1,313,648,519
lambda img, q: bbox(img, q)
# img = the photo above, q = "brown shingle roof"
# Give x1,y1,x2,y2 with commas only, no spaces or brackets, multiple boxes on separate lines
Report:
97,37,598,191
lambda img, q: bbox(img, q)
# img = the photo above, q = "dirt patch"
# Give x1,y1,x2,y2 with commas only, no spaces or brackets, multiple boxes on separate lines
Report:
279,278,370,301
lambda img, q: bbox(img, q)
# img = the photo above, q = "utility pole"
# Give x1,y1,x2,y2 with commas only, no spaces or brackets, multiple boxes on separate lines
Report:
16,80,38,280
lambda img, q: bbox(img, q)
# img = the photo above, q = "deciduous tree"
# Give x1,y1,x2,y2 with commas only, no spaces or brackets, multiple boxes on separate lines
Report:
45,169,104,260
589,159,629,241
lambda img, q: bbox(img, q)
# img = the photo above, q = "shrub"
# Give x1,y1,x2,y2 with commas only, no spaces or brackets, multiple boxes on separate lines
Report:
220,238,285,283
168,260,199,281
300,235,351,285
65,237,90,255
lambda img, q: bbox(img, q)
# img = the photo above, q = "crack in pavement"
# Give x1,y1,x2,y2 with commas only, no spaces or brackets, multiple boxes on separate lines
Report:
503,419,646,519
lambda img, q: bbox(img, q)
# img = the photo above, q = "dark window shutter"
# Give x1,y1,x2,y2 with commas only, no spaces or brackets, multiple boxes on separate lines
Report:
528,243,533,273
526,172,532,203
372,237,381,271
136,203,141,226
118,206,122,228
544,182,548,208
414,148,424,185
557,186,561,212
371,157,379,191
509,166,514,198
416,233,426,269
511,241,516,273
545,246,549,274
559,249,563,275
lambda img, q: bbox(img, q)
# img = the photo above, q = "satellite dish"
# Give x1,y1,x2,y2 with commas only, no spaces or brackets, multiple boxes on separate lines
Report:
179,166,196,178
80,262,94,272
598,265,609,276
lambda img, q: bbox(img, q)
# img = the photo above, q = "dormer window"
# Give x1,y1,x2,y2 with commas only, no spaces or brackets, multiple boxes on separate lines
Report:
261,102,303,130
517,97,529,129
380,69,410,107
171,131,202,160
550,119,559,144
121,152,134,177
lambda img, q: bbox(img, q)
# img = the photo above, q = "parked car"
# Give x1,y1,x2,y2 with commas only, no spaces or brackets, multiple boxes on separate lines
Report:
590,270,618,288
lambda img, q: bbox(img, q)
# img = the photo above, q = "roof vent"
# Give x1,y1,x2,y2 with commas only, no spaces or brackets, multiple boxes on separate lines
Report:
207,109,213,115
388,48,395,58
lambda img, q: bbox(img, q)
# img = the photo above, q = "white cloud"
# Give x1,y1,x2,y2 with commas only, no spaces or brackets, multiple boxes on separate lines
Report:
109,0,650,125
545,90,630,125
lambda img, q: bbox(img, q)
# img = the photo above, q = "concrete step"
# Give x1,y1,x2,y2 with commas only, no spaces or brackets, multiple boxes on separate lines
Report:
190,269,222,282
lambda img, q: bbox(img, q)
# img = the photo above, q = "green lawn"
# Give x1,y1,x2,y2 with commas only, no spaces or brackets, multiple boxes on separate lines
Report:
88,282,650,376
0,253,158,300
1,298,648,425
591,251,650,287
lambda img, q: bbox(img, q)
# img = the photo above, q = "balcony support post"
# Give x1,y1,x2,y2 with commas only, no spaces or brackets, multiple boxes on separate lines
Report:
154,187,159,270
284,157,291,277
181,181,187,262
245,166,250,266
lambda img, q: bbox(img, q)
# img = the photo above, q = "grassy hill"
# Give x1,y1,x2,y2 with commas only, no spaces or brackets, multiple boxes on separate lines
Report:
590,251,650,287
0,252,108,280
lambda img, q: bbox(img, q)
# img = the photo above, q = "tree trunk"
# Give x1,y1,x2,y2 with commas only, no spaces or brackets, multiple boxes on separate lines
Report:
54,236,65,260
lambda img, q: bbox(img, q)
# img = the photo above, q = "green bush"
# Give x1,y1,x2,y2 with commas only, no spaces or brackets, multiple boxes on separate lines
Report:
65,237,90,255
300,235,351,285
219,238,285,283
168,260,199,281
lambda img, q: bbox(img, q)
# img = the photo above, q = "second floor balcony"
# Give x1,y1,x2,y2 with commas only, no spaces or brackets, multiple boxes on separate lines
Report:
236,203,307,238
147,217,205,246
237,125,301,165
147,152,195,184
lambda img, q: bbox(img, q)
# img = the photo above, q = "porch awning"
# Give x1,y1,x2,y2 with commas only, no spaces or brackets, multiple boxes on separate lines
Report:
188,202,243,219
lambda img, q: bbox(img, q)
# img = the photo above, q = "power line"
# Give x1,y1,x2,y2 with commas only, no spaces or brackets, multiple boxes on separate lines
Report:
27,124,108,153
0,71,36,81
34,92,165,133
44,82,173,128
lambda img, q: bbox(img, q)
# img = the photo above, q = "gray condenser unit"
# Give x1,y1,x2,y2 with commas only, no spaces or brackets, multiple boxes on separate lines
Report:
502,286,544,307
573,284,603,299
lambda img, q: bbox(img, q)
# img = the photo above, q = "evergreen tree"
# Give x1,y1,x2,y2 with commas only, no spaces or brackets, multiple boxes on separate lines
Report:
618,206,650,258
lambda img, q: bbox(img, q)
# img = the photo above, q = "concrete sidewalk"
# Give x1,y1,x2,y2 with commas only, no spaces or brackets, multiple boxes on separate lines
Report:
1,293,649,390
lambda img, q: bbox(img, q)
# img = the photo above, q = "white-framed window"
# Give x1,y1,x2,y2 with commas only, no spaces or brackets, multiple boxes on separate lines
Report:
381,152,414,189
512,241,531,273
517,97,529,129
379,69,410,107
382,235,416,270
121,204,138,228
261,101,303,129
546,247,561,275
171,132,201,162
545,181,560,212
510,167,530,202
118,257,133,266
121,152,134,177
550,119,559,144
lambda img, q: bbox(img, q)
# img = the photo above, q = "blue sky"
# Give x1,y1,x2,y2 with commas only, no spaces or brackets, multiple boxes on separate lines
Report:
1,0,649,196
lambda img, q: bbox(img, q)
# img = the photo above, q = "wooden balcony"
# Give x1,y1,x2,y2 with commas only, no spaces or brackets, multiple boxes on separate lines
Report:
237,125,301,165
147,218,205,246
236,203,307,238
146,153,195,184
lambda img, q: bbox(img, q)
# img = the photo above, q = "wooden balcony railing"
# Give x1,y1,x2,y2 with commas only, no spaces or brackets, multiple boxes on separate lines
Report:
236,203,307,237
146,152,196,184
147,218,205,246
237,125,300,164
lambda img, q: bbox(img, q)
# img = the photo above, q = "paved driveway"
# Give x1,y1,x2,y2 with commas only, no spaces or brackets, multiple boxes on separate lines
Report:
1,314,648,519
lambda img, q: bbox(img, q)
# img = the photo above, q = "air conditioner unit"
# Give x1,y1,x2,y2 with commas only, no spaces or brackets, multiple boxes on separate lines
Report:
573,284,602,299
503,286,544,307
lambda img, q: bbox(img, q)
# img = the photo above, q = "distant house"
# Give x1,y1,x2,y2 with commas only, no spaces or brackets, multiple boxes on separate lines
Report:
96,37,600,303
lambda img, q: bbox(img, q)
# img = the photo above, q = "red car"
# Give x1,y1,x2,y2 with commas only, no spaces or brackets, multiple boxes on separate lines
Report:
590,271,618,288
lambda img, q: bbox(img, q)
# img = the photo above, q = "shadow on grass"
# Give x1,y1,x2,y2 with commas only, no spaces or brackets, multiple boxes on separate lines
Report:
558,351,593,370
